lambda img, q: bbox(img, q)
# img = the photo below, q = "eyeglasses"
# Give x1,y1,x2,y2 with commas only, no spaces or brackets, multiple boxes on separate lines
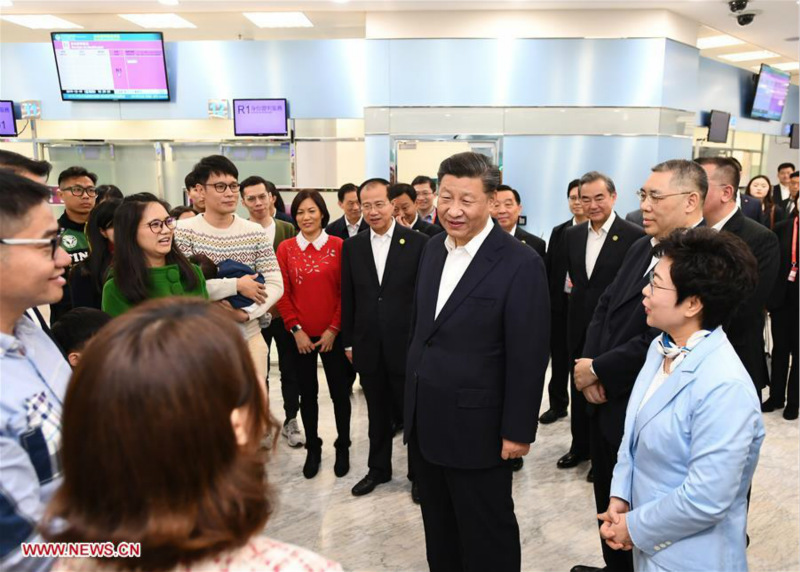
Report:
143,217,177,233
61,185,97,197
361,201,389,212
203,182,240,193
244,193,269,204
0,230,64,259
648,269,677,296
636,190,691,204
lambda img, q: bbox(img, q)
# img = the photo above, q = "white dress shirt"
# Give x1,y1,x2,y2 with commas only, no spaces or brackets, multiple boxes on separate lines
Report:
346,216,363,238
711,205,738,231
780,184,790,202
435,218,494,319
585,211,616,279
371,219,395,285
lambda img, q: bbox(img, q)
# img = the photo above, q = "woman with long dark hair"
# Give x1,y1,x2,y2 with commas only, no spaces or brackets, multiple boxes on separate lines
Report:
70,198,120,310
745,174,786,230
101,194,207,317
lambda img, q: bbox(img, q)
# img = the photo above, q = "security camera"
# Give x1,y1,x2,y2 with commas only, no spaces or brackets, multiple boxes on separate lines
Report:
736,11,757,25
729,0,749,12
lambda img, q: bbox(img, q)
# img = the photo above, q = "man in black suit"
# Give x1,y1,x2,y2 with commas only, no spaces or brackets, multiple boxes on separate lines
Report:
389,183,445,237
624,208,643,227
570,159,707,572
326,182,369,240
695,157,779,399
539,179,586,424
784,171,799,215
342,179,428,498
773,162,795,206
413,174,443,228
494,185,546,258
405,152,549,572
557,172,644,475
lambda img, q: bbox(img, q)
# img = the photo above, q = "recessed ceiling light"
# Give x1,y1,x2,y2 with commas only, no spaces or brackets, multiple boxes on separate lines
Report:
1,14,82,28
158,0,180,5
119,13,196,28
719,50,779,62
0,0,13,8
697,35,744,50
773,62,800,71
243,12,313,28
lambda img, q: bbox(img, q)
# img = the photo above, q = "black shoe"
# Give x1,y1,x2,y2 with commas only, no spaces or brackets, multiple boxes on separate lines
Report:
557,452,588,469
539,408,568,424
586,467,594,482
570,566,604,572
303,443,322,479
411,481,421,504
783,407,799,420
334,439,350,477
761,399,783,412
351,473,391,496
510,458,524,472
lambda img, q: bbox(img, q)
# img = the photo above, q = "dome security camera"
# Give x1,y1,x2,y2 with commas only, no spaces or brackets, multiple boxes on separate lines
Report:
729,0,749,12
736,12,756,25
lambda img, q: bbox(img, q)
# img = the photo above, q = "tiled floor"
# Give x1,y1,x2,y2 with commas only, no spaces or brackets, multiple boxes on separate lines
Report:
261,364,799,572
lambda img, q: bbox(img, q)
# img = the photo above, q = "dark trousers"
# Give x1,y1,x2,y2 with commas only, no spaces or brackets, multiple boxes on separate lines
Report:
547,310,570,412
589,415,633,572
261,318,300,420
569,366,591,458
361,359,406,479
409,431,520,572
770,302,799,409
293,335,351,449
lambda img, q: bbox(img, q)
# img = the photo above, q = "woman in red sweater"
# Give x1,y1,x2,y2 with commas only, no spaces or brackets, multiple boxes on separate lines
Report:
277,190,351,479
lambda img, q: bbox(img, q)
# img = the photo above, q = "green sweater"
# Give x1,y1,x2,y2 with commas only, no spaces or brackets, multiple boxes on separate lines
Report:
101,264,208,317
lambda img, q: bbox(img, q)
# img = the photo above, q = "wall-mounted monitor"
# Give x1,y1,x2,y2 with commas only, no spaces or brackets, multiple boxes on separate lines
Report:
791,124,799,150
0,100,18,137
707,110,731,143
750,64,790,121
233,99,289,136
51,32,170,101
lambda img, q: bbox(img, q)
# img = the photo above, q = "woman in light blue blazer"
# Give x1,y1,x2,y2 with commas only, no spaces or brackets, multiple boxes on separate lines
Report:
600,228,765,572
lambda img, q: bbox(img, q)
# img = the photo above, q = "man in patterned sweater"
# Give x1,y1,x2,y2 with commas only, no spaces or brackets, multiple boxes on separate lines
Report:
174,155,283,386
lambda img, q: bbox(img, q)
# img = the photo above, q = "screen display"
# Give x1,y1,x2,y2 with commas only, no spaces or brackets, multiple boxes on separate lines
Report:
0,100,17,137
233,99,289,136
51,32,170,101
708,110,731,143
791,124,799,150
751,64,790,121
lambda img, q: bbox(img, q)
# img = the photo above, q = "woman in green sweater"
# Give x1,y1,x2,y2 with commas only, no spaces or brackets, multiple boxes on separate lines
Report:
102,194,207,317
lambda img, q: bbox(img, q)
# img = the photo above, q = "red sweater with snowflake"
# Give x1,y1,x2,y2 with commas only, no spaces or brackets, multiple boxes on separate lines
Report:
276,233,343,337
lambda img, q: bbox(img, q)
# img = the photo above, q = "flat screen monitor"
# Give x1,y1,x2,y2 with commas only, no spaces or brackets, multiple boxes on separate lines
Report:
0,100,17,137
707,110,731,143
51,32,170,101
751,64,790,121
233,99,289,136
791,124,799,150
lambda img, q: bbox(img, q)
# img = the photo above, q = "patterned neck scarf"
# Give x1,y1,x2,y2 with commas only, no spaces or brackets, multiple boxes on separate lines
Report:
656,329,712,373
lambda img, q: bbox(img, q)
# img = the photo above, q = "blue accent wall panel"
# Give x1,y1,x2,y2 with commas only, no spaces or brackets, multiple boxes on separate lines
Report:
661,40,699,111
365,135,391,179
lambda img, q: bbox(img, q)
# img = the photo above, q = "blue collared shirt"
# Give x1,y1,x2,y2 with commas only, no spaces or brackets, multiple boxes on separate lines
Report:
1,316,71,571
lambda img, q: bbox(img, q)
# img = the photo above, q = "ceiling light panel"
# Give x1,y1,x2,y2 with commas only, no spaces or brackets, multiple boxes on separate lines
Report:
119,13,196,28
773,62,800,71
719,50,779,62
157,0,180,5
696,35,744,50
1,14,82,29
243,12,313,28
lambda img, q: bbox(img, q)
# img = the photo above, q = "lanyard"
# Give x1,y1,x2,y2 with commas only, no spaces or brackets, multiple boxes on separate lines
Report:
790,215,798,282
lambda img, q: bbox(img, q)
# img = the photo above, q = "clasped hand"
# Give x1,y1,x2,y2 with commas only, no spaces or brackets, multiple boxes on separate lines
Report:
574,358,607,404
598,497,633,551
294,328,337,354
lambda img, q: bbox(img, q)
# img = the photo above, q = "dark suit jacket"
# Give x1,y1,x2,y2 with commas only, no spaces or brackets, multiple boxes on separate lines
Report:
768,213,798,310
773,184,785,207
625,209,644,227
740,194,762,223
514,226,546,258
326,215,369,241
404,225,550,469
341,224,428,375
720,209,780,390
564,215,644,357
760,204,788,230
412,217,445,238
546,219,573,315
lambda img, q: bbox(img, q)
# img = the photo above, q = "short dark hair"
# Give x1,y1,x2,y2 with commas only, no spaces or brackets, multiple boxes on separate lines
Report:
124,192,171,212
192,155,238,185
579,171,616,196
0,149,52,180
337,183,359,203
778,162,796,172
567,179,581,197
0,171,52,237
96,184,123,203
51,308,112,356
652,227,758,330
188,253,218,281
239,175,271,198
437,152,501,195
291,189,330,228
169,205,197,219
411,175,436,192
693,157,740,194
389,183,416,203
653,159,708,202
792,171,800,179
58,166,98,187
184,170,199,191
496,185,521,205
357,178,390,201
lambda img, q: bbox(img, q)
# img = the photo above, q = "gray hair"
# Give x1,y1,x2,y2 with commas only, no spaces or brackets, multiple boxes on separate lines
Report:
653,159,708,202
579,171,616,196
437,152,501,195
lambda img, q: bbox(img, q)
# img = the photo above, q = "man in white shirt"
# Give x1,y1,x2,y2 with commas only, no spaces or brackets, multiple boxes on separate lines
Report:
326,183,368,240
773,162,795,205
413,175,439,225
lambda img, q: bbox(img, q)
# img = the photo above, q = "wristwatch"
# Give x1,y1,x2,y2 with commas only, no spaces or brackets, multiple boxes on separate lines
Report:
290,324,303,334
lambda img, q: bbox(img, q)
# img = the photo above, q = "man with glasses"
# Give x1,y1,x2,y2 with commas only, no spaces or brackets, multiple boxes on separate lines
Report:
51,166,98,322
570,160,706,572
0,171,72,572
412,175,441,227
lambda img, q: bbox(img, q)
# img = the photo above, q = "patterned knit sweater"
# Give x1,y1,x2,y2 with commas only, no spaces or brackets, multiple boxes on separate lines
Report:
175,214,283,339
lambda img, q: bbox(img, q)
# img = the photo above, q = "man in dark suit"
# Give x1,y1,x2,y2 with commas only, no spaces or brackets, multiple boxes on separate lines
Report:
569,159,708,572
624,208,643,227
783,171,799,215
405,152,549,572
740,192,762,223
557,172,643,475
326,182,369,240
389,183,445,237
342,179,428,498
696,157,780,398
539,179,586,424
773,162,795,206
494,184,546,258
413,174,443,229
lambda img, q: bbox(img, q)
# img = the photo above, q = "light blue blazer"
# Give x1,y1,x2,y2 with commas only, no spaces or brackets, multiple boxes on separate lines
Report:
610,327,765,572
